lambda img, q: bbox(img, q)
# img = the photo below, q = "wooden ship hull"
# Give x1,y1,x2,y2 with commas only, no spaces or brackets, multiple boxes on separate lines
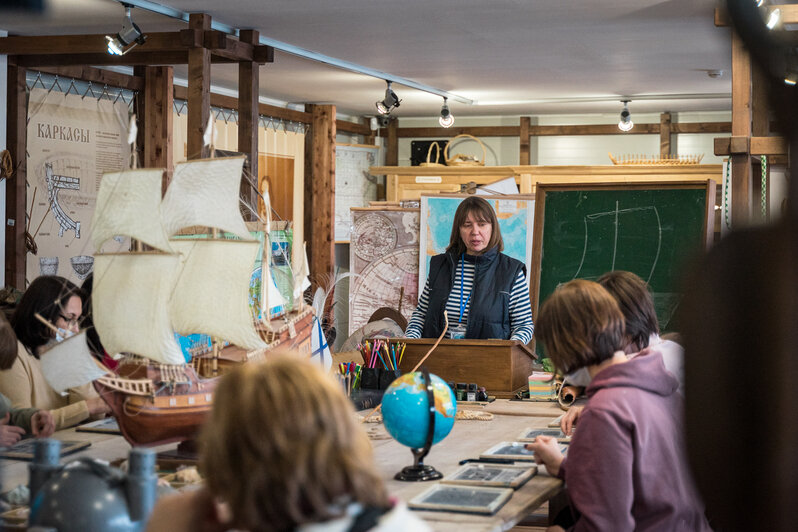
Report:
94,359,217,446
193,307,316,377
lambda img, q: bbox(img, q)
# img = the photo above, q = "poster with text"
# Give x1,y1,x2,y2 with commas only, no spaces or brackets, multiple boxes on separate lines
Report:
26,88,130,286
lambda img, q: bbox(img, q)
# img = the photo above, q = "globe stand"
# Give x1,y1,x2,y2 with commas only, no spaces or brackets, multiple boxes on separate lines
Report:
395,368,443,481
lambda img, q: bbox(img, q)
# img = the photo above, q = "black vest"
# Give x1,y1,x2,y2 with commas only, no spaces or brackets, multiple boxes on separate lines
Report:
421,247,524,340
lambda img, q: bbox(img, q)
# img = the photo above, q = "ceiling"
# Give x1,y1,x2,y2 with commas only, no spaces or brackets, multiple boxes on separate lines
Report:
0,0,734,118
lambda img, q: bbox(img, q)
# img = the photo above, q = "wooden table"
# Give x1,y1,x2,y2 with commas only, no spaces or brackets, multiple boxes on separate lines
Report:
0,427,177,491
1,400,565,532
367,399,565,531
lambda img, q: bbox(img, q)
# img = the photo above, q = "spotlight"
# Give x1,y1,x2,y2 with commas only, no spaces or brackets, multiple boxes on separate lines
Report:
618,100,634,132
765,8,781,30
106,3,147,56
755,0,782,30
439,97,454,128
785,72,798,86
375,81,401,115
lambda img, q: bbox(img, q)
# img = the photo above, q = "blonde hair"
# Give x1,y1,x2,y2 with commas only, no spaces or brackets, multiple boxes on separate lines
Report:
200,353,389,531
536,279,626,374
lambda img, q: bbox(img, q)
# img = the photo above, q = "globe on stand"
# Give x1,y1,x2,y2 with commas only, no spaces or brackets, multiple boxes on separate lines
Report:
381,369,457,481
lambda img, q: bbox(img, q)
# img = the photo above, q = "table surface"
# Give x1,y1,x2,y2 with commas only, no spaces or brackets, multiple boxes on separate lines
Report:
1,400,566,532
368,400,564,532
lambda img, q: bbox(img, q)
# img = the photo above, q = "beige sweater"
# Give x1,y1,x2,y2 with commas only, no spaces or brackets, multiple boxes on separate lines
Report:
0,341,94,430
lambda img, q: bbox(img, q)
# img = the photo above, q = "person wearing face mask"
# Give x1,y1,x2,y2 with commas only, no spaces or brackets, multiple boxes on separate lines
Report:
560,270,685,436
404,196,534,343
526,279,709,532
0,276,109,430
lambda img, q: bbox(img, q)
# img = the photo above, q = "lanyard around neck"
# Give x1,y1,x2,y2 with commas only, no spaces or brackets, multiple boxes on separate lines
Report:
459,254,474,324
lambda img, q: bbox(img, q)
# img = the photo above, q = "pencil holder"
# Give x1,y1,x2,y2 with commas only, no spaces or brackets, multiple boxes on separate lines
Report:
379,369,402,390
360,368,380,390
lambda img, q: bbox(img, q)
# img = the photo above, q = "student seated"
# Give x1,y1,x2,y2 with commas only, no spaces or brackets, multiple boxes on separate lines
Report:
146,354,430,532
0,276,109,430
0,314,55,446
527,280,710,531
560,270,684,436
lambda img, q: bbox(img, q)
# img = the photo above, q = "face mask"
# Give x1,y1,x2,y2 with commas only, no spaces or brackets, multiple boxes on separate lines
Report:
564,366,592,387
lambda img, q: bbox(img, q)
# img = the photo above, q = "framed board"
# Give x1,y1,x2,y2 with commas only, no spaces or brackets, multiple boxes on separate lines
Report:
442,463,537,489
481,441,568,461
517,427,571,443
76,417,121,435
419,194,535,297
531,181,715,357
480,441,538,461
548,415,564,428
0,440,90,461
335,144,380,242
408,484,514,515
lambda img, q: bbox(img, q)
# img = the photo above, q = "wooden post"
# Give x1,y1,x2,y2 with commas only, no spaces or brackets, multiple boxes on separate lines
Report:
752,62,769,223
143,66,174,193
731,30,752,226
187,13,211,160
5,63,26,289
133,66,146,172
659,112,672,158
386,118,398,166
519,116,531,165
238,29,259,221
303,104,336,292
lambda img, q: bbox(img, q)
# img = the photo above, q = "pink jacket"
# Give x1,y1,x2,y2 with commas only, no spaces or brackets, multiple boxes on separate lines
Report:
560,349,711,531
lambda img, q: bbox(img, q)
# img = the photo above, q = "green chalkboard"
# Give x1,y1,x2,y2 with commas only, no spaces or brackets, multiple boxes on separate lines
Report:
531,182,715,356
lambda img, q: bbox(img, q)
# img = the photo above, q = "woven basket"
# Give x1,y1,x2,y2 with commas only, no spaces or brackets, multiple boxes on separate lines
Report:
419,141,445,167
445,134,487,166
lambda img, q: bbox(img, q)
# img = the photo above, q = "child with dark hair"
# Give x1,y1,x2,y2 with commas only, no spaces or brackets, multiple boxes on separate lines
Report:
560,270,684,435
528,280,709,531
0,313,54,445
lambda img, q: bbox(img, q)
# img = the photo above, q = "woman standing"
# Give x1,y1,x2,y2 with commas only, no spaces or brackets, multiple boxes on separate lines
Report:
404,196,533,342
0,275,109,430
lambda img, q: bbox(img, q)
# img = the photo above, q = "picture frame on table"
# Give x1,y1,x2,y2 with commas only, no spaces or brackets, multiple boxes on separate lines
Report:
517,427,571,443
408,484,514,515
441,462,537,489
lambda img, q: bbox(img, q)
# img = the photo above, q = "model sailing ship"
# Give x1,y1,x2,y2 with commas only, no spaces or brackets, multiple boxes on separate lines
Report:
90,155,313,446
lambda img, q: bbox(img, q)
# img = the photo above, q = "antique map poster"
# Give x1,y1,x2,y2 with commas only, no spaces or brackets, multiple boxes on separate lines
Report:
349,208,419,334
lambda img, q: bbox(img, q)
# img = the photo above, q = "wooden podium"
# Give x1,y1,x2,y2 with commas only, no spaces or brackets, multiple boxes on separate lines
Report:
391,339,537,399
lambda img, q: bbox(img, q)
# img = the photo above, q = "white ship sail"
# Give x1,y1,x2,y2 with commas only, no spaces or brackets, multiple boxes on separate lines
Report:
293,242,311,306
39,331,107,392
259,180,287,321
161,156,252,241
169,239,267,350
91,168,172,253
93,253,185,365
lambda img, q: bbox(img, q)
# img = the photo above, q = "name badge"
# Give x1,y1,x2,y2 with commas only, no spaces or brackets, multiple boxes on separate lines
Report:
449,324,466,339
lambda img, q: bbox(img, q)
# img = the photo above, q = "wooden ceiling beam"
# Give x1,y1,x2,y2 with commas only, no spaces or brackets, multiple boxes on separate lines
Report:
714,136,788,156
0,31,273,64
716,5,798,26
11,51,193,67
31,65,145,91
670,122,731,134
0,32,187,55
397,126,520,138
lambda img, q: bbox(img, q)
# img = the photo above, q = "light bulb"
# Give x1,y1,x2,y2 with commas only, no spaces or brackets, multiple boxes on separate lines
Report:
439,114,454,128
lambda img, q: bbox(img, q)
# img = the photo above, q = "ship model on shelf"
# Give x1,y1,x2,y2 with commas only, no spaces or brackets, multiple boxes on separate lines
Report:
90,155,315,446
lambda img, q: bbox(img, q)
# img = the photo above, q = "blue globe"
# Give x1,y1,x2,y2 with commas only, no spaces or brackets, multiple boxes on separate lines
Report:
381,372,457,449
